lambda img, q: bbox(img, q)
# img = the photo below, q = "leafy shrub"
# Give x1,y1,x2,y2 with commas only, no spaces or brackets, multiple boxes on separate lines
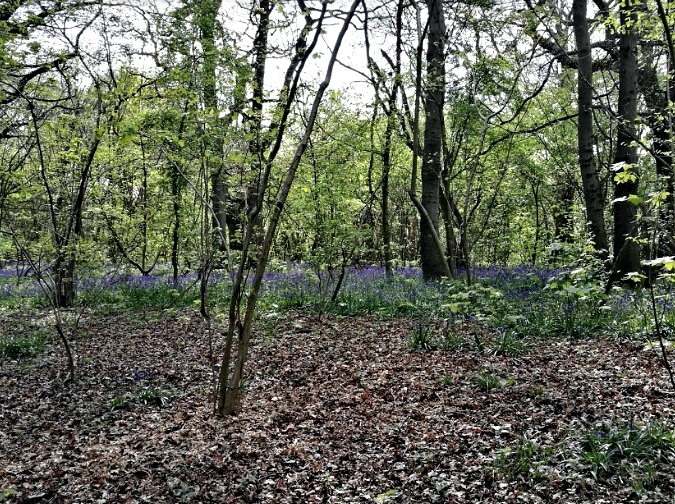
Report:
545,265,611,339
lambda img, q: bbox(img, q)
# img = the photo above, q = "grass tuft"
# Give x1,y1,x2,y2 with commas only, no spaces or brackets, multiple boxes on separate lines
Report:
490,331,527,356
472,370,501,392
581,422,675,486
494,438,552,481
408,321,434,351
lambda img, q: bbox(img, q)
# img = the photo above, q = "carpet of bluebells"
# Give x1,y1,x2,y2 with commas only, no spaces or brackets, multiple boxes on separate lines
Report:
1,260,672,341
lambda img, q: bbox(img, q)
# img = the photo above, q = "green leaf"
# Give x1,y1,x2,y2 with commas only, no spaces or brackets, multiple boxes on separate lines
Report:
643,256,675,269
441,303,460,314
375,490,397,503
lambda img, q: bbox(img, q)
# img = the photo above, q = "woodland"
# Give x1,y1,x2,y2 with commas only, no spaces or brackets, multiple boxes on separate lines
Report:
2,0,675,502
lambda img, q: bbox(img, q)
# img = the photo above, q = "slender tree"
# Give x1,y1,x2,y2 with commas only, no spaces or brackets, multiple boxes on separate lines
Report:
217,0,360,415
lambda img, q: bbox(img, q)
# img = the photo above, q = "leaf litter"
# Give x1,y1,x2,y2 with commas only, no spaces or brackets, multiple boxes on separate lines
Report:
1,309,674,503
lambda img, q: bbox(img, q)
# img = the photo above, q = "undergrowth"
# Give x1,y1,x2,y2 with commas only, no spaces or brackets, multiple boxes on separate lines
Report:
495,422,675,495
0,263,670,348
0,335,45,358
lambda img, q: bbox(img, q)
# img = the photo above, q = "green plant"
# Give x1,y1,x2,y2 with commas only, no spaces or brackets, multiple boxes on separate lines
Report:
256,316,278,341
472,370,500,392
110,394,129,411
0,488,18,502
135,385,170,406
438,374,454,386
580,422,675,484
490,331,527,356
631,463,657,496
524,385,545,398
0,335,44,358
641,255,675,391
494,438,552,481
545,261,609,339
168,477,197,502
439,333,464,351
408,321,434,351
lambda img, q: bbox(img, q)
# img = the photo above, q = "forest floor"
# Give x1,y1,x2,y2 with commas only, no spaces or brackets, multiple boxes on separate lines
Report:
1,308,675,503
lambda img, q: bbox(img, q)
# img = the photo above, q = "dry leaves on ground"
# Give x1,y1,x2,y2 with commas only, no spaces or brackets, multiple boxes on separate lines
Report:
1,310,674,503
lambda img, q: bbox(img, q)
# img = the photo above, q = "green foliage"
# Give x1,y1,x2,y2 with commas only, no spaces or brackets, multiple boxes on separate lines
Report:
494,438,552,481
438,331,465,351
76,274,229,312
110,395,129,411
439,283,503,321
0,488,18,502
580,422,675,488
494,423,675,495
545,265,608,334
0,335,44,358
471,370,501,392
109,383,170,411
408,321,434,352
490,331,527,356
285,96,374,271
135,385,170,406
438,374,454,386
168,477,197,502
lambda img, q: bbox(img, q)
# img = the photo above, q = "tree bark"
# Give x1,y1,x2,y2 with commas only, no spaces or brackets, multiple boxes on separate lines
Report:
572,0,608,259
611,0,640,281
420,0,449,280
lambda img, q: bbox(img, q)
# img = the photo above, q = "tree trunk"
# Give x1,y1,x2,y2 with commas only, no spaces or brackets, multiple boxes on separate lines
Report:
611,0,640,281
572,0,608,259
217,0,359,415
195,0,228,258
420,0,448,280
532,182,540,264
439,186,458,277
56,115,103,307
382,90,396,276
171,160,180,286
638,63,674,254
